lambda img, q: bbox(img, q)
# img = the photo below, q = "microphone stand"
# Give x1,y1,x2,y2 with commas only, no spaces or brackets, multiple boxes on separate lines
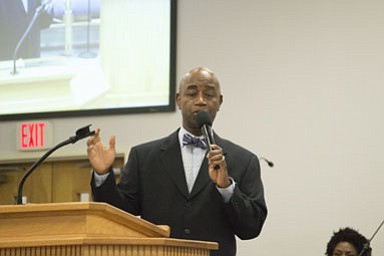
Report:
358,219,384,256
16,125,95,205
11,5,47,75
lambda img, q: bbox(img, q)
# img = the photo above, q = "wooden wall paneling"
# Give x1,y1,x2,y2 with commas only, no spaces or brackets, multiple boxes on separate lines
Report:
0,163,53,205
23,163,53,204
0,155,124,205
0,165,26,205
51,160,92,203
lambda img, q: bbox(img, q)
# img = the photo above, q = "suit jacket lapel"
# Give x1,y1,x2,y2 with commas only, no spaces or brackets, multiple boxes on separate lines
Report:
159,130,189,198
189,133,228,198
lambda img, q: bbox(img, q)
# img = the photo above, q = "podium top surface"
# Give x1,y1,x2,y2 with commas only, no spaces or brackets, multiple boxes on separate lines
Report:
0,202,218,251
0,202,170,239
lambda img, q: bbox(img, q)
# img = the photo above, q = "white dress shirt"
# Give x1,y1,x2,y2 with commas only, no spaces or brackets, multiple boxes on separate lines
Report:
22,0,28,13
178,127,207,193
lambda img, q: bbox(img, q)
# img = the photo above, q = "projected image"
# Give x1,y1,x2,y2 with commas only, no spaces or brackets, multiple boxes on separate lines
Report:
0,0,176,120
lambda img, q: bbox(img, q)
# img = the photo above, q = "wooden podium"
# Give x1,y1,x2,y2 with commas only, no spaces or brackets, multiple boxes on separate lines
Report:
0,202,218,256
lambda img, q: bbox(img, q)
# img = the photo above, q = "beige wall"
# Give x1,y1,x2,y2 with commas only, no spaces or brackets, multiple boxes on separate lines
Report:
1,0,384,255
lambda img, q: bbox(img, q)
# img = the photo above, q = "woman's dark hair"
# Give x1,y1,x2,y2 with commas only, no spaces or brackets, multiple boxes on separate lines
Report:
325,227,372,256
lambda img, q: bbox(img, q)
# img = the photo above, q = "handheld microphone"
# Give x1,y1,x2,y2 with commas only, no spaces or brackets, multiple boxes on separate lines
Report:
16,125,95,205
196,111,221,170
196,111,215,146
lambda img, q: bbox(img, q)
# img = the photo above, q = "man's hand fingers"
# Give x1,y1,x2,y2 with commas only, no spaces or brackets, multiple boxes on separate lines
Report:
109,135,116,151
87,128,100,146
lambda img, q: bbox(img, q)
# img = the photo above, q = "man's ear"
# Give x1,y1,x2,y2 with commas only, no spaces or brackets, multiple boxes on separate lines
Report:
218,95,223,111
176,93,182,109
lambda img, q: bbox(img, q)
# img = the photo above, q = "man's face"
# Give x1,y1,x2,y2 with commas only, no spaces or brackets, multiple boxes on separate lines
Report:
176,68,223,135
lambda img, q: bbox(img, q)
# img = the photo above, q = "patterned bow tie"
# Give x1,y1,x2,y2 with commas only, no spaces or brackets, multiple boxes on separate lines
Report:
182,133,207,149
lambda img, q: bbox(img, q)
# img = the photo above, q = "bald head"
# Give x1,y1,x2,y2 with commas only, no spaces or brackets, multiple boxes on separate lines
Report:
178,67,221,94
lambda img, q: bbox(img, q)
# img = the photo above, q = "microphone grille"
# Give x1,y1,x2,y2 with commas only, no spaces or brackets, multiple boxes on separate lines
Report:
196,111,213,128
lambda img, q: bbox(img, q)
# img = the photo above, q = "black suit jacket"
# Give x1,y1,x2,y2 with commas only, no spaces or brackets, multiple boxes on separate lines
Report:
92,130,267,256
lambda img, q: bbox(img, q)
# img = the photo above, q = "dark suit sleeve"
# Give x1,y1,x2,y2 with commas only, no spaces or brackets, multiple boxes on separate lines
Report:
91,148,141,215
222,154,268,240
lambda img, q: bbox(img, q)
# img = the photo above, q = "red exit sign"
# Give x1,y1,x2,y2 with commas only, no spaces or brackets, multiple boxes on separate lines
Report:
17,121,53,151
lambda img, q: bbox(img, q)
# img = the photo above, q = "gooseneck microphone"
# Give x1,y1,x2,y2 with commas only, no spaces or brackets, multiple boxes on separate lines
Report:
259,157,274,168
16,124,95,205
11,0,52,75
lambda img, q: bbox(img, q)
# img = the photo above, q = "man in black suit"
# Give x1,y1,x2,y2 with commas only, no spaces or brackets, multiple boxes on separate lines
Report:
88,67,268,256
0,0,53,61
